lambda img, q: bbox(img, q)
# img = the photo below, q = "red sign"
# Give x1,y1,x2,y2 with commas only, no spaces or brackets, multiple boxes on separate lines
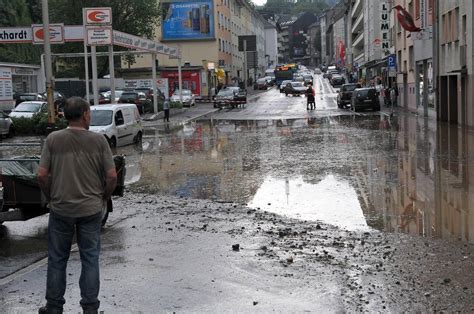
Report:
161,70,201,96
31,24,64,44
84,7,112,25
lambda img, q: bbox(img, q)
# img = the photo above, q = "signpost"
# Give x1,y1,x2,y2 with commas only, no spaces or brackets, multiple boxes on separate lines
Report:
388,54,396,77
0,67,13,111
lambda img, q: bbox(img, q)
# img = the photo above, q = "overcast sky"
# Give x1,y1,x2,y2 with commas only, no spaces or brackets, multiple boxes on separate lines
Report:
252,0,266,6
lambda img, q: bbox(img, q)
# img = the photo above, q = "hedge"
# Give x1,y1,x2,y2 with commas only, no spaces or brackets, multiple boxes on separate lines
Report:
11,113,68,135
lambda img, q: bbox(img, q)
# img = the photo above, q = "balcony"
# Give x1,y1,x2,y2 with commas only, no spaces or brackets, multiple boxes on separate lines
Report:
352,32,364,49
351,0,363,19
352,11,363,34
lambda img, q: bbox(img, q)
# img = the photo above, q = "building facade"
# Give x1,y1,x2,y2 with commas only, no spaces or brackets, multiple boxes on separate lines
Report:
264,19,278,68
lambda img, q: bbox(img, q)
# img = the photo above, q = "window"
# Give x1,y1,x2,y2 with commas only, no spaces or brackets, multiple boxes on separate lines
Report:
219,39,222,51
409,46,414,70
115,110,124,126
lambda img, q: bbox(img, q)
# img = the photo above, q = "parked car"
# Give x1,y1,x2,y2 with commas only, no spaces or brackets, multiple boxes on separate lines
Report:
41,91,66,108
14,93,45,107
255,78,268,90
90,104,143,148
214,88,237,108
325,69,339,80
0,111,13,137
264,76,275,86
9,101,47,118
170,89,196,107
330,75,346,87
134,87,165,103
227,86,247,103
351,88,380,112
279,80,293,93
284,81,306,96
101,90,125,104
118,91,151,114
86,92,109,106
303,74,314,86
337,83,362,108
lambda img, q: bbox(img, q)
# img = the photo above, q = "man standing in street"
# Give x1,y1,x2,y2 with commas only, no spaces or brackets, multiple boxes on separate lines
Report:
37,97,117,314
163,97,170,122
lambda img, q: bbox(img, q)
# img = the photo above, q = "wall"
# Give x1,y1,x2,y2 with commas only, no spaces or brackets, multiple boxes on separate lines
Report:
264,26,278,68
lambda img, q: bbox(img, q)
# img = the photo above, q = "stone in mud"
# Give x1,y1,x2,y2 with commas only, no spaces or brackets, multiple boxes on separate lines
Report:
232,244,240,251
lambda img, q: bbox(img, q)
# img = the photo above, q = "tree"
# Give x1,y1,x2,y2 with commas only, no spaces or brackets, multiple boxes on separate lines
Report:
0,0,41,64
293,0,328,16
47,0,162,77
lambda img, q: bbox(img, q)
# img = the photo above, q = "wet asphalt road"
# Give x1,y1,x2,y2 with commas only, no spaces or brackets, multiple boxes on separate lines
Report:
0,74,473,312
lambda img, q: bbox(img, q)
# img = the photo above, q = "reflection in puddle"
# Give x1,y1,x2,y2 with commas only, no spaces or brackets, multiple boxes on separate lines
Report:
248,175,370,231
115,115,474,243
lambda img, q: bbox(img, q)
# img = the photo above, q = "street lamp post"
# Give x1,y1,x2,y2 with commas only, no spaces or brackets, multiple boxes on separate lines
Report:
41,0,55,125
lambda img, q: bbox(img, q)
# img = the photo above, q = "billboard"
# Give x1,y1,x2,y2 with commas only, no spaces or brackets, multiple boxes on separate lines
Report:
161,0,214,41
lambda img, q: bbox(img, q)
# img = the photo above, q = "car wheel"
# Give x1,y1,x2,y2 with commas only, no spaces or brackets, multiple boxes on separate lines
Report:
109,136,117,148
134,132,143,145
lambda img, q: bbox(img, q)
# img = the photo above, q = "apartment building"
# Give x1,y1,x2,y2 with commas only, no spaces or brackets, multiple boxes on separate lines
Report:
438,1,473,126
122,0,266,96
264,19,278,68
350,0,364,73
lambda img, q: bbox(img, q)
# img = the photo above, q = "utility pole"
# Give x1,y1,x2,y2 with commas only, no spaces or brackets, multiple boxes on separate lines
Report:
41,0,55,125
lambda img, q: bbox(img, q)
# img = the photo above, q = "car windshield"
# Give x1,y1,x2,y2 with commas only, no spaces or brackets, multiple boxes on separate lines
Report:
357,89,377,97
291,82,304,87
14,102,41,112
257,79,266,83
90,110,113,126
217,89,235,96
304,75,313,80
120,93,138,101
342,85,359,92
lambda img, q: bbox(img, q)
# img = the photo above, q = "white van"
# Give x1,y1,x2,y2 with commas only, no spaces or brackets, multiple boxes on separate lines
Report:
90,104,143,148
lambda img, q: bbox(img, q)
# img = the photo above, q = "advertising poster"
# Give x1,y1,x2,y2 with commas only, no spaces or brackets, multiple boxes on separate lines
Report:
162,0,215,41
0,67,13,110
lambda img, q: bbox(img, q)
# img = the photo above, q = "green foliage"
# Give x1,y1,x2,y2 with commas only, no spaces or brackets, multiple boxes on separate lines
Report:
0,0,41,64
47,0,162,77
11,114,68,135
170,101,183,109
259,0,328,16
293,0,329,15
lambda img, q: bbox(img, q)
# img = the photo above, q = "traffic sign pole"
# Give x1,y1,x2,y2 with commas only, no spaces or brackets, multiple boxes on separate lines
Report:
41,0,55,124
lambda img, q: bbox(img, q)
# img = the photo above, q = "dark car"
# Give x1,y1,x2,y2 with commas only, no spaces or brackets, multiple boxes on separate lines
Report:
337,83,362,108
214,88,237,108
118,91,151,114
284,81,307,96
227,86,247,103
255,78,268,90
134,87,165,103
14,93,45,107
41,91,66,108
303,74,314,86
351,88,380,112
330,75,345,87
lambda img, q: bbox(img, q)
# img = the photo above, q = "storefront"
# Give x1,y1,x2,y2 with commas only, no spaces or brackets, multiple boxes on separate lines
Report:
159,66,204,97
0,62,42,111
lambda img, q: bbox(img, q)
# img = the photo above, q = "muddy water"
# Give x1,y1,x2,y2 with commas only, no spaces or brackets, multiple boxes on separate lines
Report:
112,113,473,243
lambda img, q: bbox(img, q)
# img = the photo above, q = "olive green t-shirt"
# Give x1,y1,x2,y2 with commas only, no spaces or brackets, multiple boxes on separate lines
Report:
39,128,115,217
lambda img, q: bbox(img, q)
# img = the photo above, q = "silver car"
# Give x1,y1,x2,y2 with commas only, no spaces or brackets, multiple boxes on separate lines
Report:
0,112,13,137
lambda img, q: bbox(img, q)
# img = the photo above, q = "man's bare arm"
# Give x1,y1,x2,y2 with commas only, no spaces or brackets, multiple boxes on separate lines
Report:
104,168,117,200
37,166,51,200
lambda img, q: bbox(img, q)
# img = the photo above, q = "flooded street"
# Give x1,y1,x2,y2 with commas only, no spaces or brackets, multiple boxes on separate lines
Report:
118,111,473,244
1,78,473,312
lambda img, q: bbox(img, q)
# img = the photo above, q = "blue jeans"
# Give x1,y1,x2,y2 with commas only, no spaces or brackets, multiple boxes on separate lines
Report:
46,210,102,312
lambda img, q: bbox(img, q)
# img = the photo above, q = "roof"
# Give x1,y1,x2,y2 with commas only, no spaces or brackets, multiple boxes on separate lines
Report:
90,104,137,110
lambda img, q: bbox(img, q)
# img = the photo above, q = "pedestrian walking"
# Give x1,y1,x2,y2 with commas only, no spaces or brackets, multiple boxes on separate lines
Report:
306,84,315,110
37,97,117,314
163,97,170,123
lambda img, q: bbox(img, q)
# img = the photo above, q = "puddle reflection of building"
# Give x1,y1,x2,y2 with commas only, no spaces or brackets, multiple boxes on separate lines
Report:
365,113,474,243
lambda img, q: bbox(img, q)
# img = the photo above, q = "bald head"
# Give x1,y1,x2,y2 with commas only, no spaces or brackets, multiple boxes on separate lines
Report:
64,97,90,122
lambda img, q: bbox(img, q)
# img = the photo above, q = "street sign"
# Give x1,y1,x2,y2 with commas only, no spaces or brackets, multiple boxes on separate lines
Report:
84,7,112,25
86,27,113,46
0,27,32,43
0,67,13,110
388,54,396,68
32,24,64,44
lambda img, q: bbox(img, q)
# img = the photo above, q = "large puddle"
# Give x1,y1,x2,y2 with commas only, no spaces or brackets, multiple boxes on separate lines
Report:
2,113,474,243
